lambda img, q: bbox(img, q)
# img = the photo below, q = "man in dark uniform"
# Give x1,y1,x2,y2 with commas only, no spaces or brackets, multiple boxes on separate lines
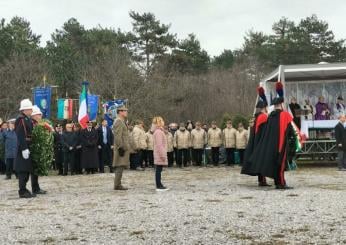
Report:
248,97,297,189
80,121,99,174
53,124,64,175
62,123,78,175
241,100,270,186
14,99,35,198
97,119,114,173
30,105,48,195
73,123,83,174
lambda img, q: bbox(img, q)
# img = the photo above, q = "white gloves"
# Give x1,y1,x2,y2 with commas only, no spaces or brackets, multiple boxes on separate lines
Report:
22,149,30,159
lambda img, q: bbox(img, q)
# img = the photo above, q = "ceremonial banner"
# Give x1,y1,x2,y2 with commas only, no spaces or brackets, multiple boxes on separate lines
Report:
102,99,127,126
78,82,89,129
33,86,52,118
57,99,73,120
87,95,99,121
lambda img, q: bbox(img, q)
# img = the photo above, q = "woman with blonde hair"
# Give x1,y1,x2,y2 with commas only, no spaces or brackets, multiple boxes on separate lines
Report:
152,116,169,191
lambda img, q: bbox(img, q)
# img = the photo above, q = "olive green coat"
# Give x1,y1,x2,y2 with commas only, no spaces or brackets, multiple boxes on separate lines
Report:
112,118,130,167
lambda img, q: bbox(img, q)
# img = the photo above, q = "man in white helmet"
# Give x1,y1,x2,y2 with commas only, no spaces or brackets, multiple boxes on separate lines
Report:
14,99,35,198
30,105,47,195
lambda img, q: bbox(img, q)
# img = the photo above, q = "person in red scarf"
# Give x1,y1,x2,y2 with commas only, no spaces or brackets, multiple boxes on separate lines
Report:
242,87,270,187
247,82,299,189
249,96,297,189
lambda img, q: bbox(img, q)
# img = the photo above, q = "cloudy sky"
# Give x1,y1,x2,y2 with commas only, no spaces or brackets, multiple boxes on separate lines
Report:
1,0,345,56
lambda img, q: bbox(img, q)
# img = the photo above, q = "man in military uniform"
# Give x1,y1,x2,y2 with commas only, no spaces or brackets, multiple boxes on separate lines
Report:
14,99,35,198
53,124,64,175
112,105,130,190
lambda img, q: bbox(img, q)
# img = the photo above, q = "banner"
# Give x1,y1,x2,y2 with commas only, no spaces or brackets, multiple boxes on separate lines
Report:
57,99,73,120
87,95,99,121
78,82,89,129
33,86,52,118
103,99,127,126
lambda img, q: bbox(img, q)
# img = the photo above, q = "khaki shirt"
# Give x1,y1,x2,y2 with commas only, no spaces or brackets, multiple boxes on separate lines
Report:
191,128,207,149
174,130,191,149
166,132,174,152
236,129,248,149
146,132,154,151
208,128,222,147
133,125,147,150
223,127,237,148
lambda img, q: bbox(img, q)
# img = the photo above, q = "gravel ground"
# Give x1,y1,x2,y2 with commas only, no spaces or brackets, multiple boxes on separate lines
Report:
0,166,346,245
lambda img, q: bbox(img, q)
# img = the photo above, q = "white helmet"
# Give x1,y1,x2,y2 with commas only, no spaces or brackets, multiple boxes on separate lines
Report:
19,99,33,111
31,105,43,116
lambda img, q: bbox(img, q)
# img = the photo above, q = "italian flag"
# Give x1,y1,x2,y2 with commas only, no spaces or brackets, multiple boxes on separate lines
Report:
78,83,89,129
57,99,73,120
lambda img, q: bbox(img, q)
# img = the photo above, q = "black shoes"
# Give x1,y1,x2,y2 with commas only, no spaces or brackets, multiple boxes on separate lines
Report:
19,191,36,198
33,189,47,195
276,185,294,190
258,182,272,187
114,185,128,191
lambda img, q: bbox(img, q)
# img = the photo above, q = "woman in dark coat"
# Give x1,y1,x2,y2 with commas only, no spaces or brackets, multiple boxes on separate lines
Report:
80,122,99,174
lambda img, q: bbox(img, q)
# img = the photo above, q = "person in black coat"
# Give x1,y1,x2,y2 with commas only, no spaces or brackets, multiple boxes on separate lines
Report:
289,97,301,129
80,121,99,174
241,100,270,187
97,119,114,173
62,123,78,175
73,124,83,174
14,99,36,198
335,114,346,171
53,124,64,175
248,97,297,190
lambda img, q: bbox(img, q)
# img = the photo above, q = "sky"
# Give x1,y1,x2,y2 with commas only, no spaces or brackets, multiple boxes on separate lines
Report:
1,0,345,56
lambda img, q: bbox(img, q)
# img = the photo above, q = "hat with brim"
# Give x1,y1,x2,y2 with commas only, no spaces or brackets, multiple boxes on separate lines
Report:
19,99,33,111
117,105,128,112
272,97,284,105
31,105,43,116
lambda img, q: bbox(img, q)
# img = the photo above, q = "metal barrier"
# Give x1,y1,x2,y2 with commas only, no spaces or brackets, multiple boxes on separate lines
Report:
297,139,337,160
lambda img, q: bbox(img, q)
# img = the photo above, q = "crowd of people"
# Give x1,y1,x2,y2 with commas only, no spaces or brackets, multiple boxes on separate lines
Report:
1,89,346,198
289,95,346,129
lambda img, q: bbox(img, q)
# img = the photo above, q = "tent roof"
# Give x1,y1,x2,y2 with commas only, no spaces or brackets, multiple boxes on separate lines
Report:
262,63,346,82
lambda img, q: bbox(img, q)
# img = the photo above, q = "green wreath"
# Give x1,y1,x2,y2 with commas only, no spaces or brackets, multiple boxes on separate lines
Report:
30,120,54,176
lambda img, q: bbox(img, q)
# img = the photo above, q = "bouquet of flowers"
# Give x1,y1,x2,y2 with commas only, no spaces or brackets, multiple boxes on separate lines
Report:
30,119,54,176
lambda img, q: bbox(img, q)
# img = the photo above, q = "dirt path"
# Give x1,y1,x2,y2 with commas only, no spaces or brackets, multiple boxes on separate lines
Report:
0,166,345,244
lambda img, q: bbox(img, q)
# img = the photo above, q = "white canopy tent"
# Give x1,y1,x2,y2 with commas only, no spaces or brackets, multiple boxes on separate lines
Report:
260,62,346,105
259,63,346,156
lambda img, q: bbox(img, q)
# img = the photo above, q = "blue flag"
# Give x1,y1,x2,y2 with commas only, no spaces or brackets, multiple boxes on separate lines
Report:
87,95,99,121
33,86,52,118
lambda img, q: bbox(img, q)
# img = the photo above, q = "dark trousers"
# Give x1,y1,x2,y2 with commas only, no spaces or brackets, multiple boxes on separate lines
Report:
225,148,235,165
31,174,40,193
258,175,267,184
18,172,40,194
64,151,75,175
55,149,64,175
177,149,189,167
74,149,82,174
0,159,6,174
137,150,145,168
6,158,15,178
130,153,138,170
193,149,204,166
211,147,220,165
167,152,174,167
238,149,245,165
155,165,163,188
338,151,346,169
146,150,154,167
99,144,112,173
